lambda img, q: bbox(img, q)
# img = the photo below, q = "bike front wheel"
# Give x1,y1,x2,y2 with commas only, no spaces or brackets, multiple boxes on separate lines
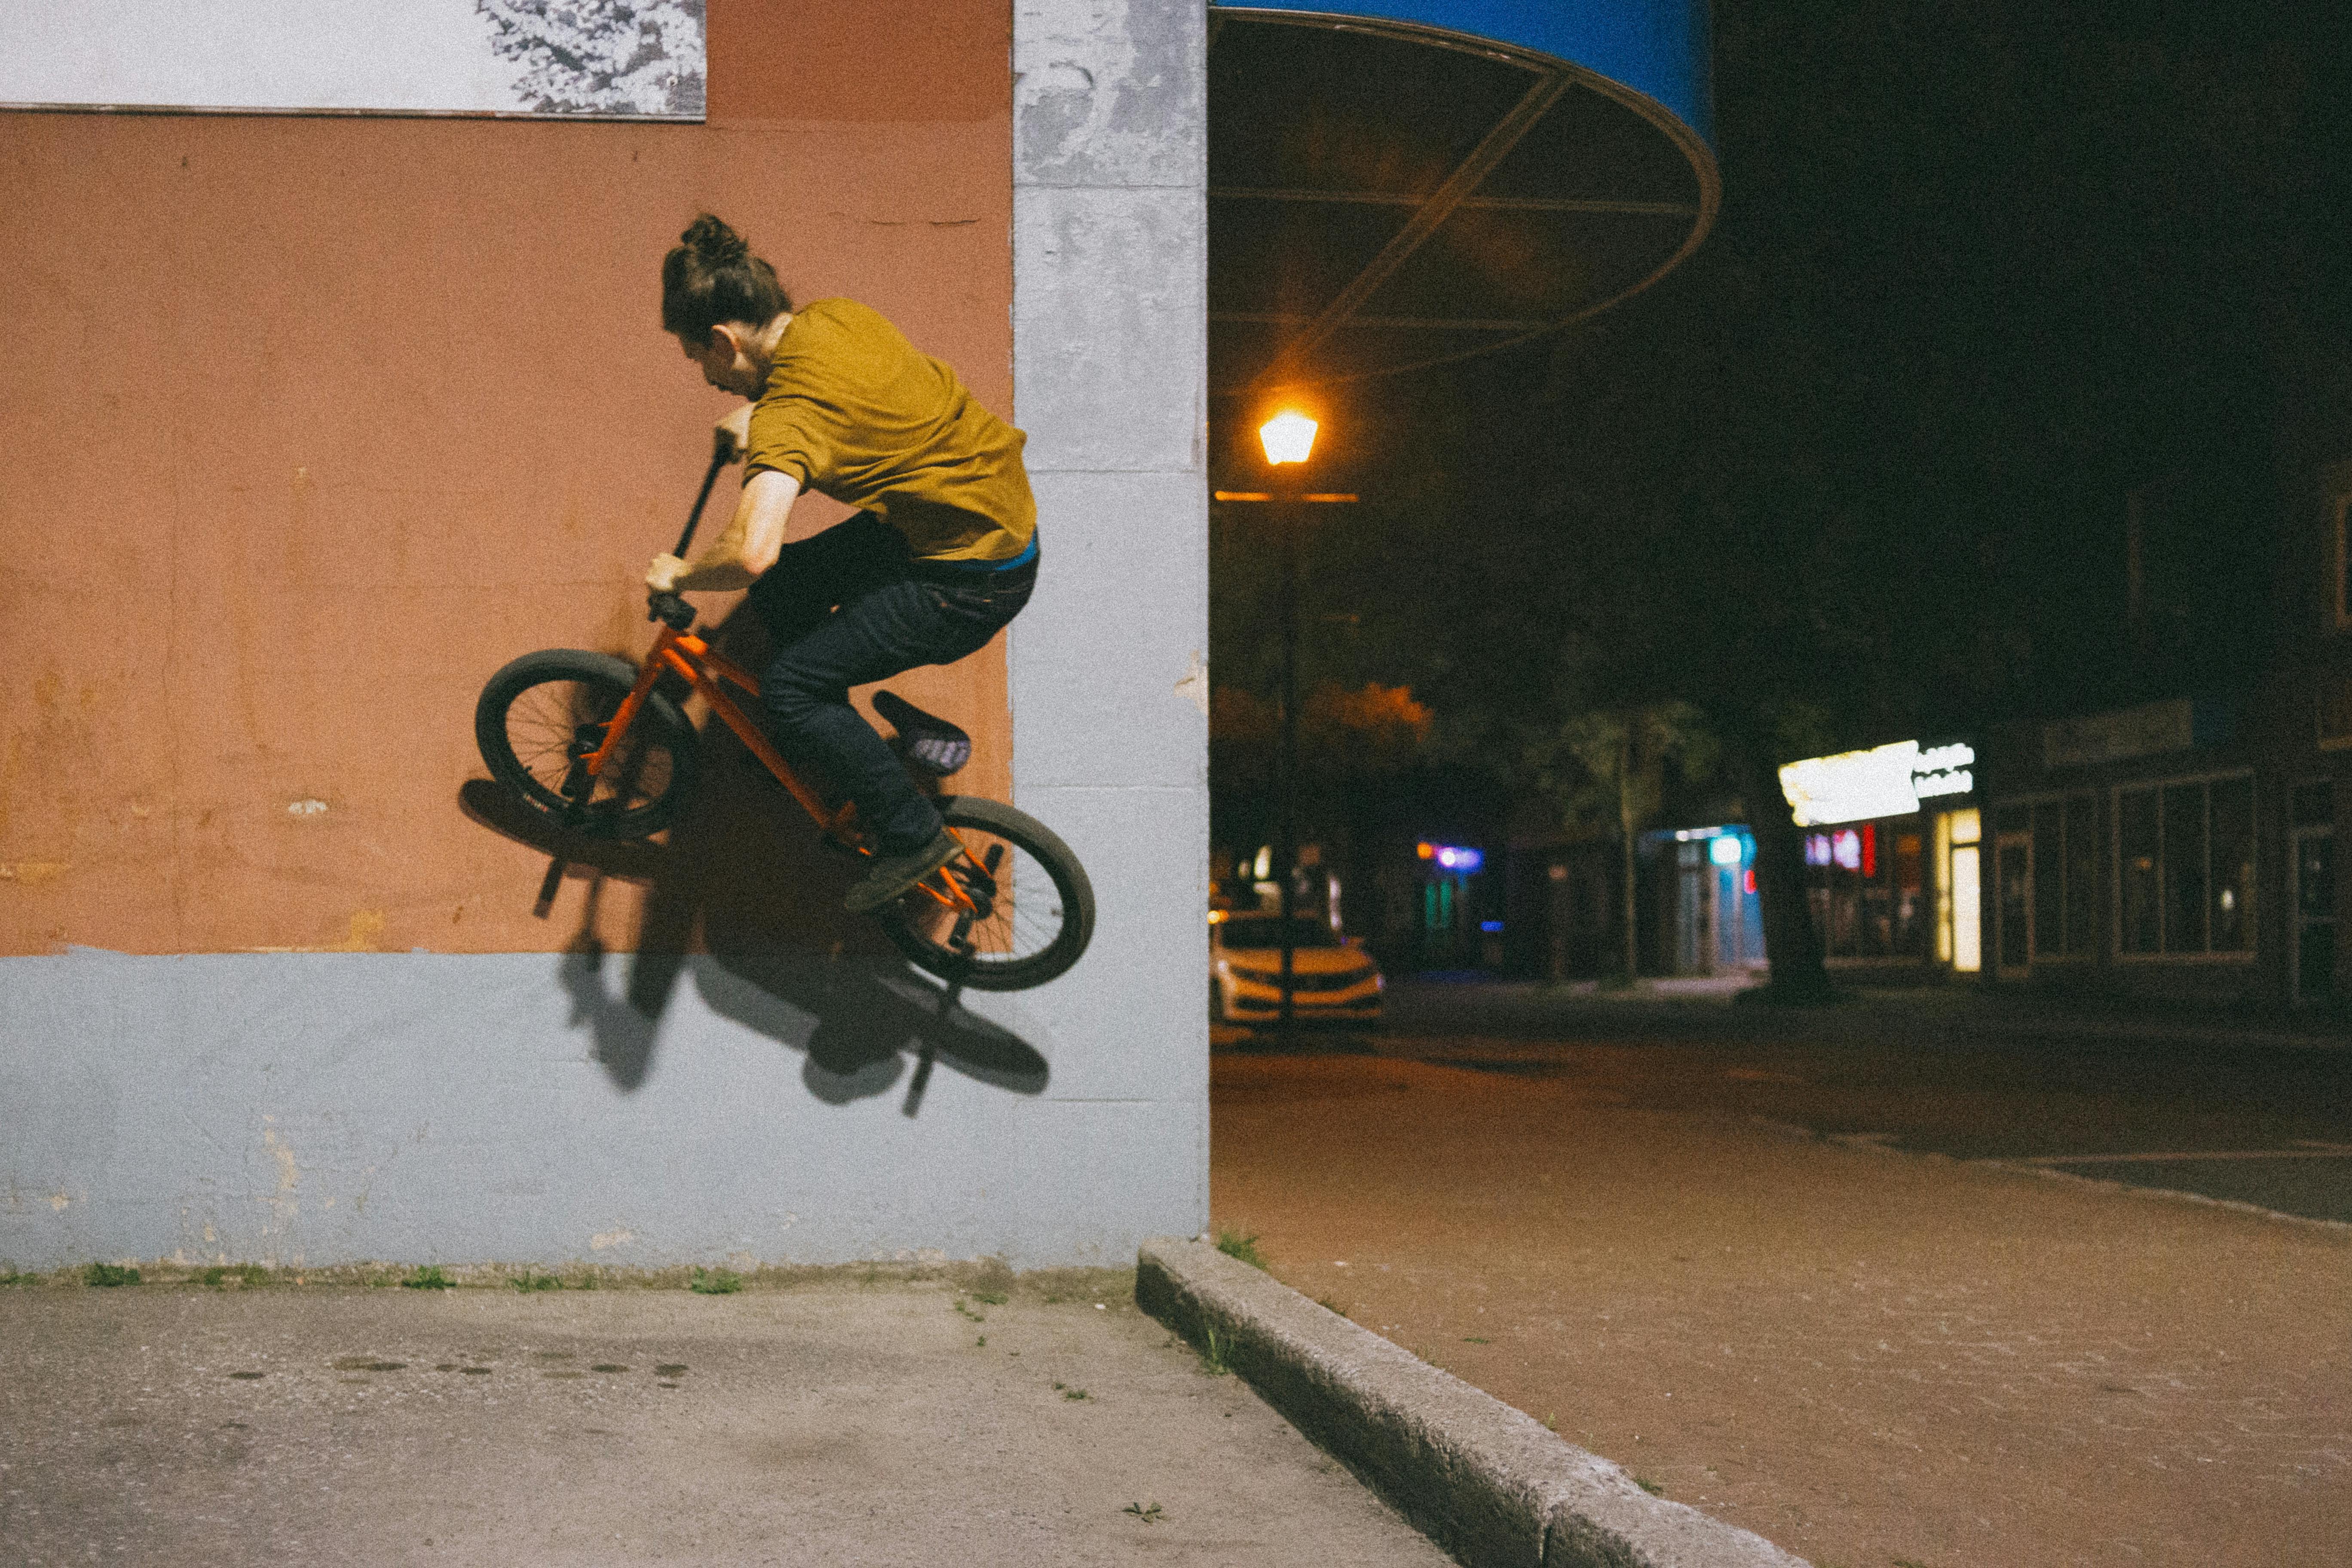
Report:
475,649,699,840
880,796,1095,991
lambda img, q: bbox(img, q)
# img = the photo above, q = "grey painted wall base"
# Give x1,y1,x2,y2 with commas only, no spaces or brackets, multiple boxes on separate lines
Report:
0,947,1201,1271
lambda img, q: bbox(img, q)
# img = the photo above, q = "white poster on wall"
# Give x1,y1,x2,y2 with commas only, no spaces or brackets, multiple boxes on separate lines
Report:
0,0,705,119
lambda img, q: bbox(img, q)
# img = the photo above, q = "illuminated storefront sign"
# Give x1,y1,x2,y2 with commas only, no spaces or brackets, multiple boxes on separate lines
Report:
1779,740,1976,828
1416,842,1485,873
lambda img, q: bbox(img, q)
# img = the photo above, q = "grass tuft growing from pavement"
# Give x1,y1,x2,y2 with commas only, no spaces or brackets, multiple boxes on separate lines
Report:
1196,1324,1233,1376
508,1272,562,1292
401,1265,453,1290
1214,1228,1267,1269
689,1267,743,1295
199,1264,272,1289
1634,1476,1664,1496
83,1263,141,1288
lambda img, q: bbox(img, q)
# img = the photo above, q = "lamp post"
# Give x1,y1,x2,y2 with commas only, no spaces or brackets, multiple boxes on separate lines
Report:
1259,412,1317,1044
1213,414,1355,1047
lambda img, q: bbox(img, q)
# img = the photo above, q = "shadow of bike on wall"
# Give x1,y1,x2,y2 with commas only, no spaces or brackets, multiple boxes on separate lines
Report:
455,610,1048,1109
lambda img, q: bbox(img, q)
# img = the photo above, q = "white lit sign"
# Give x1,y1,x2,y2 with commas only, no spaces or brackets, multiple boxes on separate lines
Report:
1911,741,1975,802
1779,740,1975,827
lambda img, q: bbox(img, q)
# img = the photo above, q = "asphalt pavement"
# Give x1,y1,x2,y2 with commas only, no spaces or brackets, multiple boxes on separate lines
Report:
1210,976,2352,1567
1242,974,2352,1225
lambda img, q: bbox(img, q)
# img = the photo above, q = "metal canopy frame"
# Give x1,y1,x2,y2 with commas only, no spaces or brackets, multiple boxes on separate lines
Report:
1210,8,1722,395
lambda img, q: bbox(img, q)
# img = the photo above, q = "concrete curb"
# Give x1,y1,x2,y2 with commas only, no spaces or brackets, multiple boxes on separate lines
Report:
1137,1238,1809,1568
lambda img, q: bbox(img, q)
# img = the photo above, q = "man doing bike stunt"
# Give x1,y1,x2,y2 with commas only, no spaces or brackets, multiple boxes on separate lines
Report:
646,214,1038,913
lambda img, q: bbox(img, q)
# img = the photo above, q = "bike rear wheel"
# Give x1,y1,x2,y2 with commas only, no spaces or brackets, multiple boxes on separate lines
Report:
475,650,698,840
880,796,1094,991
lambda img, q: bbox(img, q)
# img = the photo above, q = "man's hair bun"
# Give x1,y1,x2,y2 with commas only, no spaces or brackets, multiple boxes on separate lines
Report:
680,213,751,266
662,213,790,338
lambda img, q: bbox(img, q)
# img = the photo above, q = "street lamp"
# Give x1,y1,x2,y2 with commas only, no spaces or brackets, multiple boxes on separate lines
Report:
1259,410,1319,466
1260,410,1316,1042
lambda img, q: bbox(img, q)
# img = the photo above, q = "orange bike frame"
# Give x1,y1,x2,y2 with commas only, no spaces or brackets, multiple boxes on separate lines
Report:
579,621,981,915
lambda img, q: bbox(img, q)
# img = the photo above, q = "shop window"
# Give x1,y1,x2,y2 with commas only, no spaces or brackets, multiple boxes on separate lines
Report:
2116,775,2254,956
2026,794,2099,959
2064,794,2097,953
1805,817,1929,960
2031,807,2062,957
2335,487,2352,632
2320,674,2352,750
2119,788,2159,952
2210,777,2255,951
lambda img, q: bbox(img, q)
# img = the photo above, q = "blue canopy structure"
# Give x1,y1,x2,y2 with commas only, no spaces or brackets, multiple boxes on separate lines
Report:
1210,2,1717,392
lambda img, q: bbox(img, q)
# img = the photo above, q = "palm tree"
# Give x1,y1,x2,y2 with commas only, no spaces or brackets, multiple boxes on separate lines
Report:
1533,704,1715,986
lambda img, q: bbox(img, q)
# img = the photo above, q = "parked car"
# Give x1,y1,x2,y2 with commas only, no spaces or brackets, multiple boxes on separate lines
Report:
1210,911,1382,1026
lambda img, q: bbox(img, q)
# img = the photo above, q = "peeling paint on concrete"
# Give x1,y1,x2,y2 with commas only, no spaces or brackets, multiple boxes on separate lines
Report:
245,909,385,954
1176,650,1209,716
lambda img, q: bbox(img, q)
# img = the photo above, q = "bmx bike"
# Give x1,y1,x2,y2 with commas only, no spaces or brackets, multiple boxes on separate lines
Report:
472,437,1094,992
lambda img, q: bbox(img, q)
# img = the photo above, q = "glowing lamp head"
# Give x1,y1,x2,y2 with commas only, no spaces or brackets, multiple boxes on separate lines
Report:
1259,411,1319,466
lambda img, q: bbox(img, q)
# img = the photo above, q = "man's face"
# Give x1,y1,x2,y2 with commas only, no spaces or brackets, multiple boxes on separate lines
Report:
678,326,763,398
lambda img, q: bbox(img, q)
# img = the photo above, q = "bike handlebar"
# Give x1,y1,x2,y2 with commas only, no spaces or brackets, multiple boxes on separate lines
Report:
671,429,735,559
649,426,741,627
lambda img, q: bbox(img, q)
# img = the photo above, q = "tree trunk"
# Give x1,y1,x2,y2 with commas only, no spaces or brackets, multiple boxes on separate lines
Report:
1618,730,1639,985
1726,720,1833,1003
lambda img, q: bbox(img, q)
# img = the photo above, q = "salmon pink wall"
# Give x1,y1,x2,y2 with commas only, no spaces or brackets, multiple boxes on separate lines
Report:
0,0,1013,957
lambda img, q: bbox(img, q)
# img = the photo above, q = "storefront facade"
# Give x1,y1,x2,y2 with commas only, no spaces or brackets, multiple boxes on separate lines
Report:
1637,827,1764,976
1777,738,1983,980
1978,683,2352,1006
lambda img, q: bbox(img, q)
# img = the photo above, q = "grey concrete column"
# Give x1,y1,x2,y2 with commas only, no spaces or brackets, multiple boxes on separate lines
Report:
1009,2,1210,1231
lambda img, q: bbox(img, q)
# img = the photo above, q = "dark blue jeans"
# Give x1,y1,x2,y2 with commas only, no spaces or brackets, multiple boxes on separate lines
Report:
746,514,1035,854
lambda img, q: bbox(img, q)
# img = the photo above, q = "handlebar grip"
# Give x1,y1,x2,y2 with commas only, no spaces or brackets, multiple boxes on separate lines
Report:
647,591,696,630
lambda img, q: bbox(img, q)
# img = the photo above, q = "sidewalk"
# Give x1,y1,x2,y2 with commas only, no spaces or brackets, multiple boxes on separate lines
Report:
0,1270,1452,1567
1391,972,2352,1051
1212,1050,2352,1568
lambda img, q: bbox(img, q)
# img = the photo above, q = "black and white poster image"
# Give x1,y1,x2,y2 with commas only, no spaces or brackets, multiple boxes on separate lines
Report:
0,0,706,119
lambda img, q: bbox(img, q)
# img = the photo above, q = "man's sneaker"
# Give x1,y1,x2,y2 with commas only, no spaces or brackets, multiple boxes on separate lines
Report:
843,829,960,915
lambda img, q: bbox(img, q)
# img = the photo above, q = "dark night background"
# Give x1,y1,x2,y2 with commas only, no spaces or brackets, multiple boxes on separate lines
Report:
1207,0,2352,970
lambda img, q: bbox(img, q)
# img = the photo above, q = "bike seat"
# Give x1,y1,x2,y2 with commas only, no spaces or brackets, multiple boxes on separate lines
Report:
873,690,971,778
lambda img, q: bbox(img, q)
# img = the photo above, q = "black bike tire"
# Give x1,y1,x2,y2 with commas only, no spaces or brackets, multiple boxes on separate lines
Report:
880,795,1095,991
475,649,699,841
